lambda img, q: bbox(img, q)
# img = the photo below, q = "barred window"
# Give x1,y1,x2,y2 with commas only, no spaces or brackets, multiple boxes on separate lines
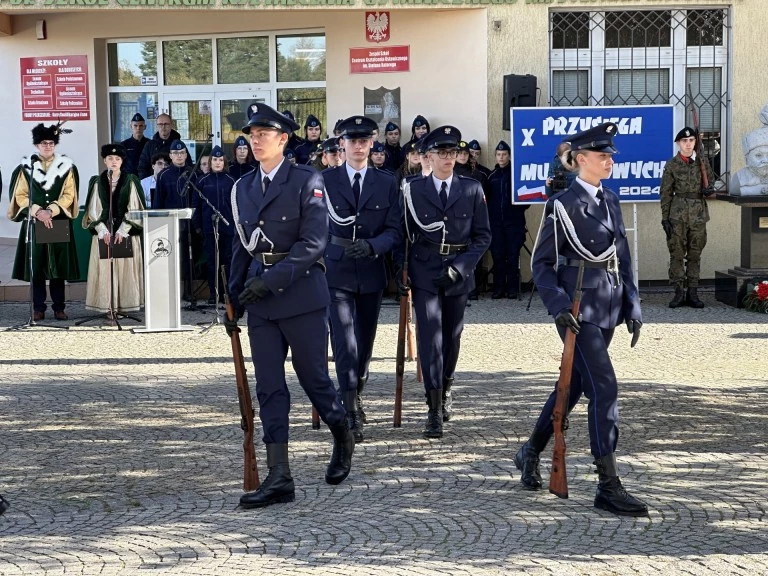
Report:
552,70,589,106
552,12,590,50
687,9,725,47
605,11,671,49
549,8,730,184
604,69,669,106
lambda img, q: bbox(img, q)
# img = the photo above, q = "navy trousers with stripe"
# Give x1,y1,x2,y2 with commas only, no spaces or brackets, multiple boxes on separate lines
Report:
533,322,618,459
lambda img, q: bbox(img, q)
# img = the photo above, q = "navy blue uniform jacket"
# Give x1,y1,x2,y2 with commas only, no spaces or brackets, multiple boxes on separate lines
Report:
322,165,402,293
531,181,641,329
155,165,196,211
229,162,330,320
403,175,491,296
195,171,236,235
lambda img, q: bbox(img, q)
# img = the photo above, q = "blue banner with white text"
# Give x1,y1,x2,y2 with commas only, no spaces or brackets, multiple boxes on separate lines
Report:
510,105,674,204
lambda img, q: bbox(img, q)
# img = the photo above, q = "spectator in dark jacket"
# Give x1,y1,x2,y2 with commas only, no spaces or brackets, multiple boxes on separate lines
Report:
137,114,185,179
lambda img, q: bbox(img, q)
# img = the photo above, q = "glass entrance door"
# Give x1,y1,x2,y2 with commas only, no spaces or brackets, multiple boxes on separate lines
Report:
216,91,271,158
164,92,214,163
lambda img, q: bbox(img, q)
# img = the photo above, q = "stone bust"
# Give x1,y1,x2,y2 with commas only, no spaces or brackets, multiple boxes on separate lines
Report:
731,103,768,196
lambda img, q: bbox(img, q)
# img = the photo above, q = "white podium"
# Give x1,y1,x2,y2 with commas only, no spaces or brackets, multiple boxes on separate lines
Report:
128,208,195,333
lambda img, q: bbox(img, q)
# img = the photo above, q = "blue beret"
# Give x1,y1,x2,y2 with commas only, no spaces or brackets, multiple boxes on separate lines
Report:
322,137,340,153
496,140,511,152
243,102,300,134
338,115,378,138
131,113,145,123
281,110,295,121
566,122,619,154
210,145,225,158
422,126,462,151
234,135,249,148
468,139,481,151
371,141,385,153
385,122,399,133
412,115,429,130
170,140,187,152
305,114,321,129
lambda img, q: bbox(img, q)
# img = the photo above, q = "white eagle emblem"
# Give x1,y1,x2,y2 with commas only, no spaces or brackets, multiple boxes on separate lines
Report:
251,105,258,114
444,127,451,134
366,12,389,43
355,118,362,125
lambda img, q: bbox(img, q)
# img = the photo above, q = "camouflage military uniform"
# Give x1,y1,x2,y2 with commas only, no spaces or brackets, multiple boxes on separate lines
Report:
660,153,714,289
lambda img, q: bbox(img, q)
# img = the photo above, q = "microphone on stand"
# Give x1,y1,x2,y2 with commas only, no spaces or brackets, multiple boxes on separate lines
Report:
30,154,41,163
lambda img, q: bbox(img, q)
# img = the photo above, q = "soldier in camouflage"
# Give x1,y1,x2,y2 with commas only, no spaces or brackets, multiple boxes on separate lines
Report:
660,127,715,308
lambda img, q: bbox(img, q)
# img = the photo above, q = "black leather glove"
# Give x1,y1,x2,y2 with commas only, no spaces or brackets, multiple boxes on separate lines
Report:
555,309,582,335
344,239,373,259
661,219,673,241
433,266,460,289
626,319,642,348
223,315,240,337
238,276,271,305
702,186,715,197
394,267,410,296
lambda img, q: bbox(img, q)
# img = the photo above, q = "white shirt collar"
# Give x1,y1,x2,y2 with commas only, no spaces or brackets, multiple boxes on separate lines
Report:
345,162,367,185
431,173,454,197
576,176,602,203
259,158,285,182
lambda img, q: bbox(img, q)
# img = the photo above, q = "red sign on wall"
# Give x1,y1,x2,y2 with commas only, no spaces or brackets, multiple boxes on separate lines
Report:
20,55,90,121
366,11,390,43
350,46,409,74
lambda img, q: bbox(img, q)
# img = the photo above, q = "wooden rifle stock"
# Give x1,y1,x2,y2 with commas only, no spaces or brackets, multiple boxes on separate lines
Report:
686,82,710,189
394,243,409,428
220,266,260,491
549,261,585,499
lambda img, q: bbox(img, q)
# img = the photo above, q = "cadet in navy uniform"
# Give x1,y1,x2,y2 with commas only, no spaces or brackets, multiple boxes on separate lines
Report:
382,121,403,172
228,135,257,179
468,140,492,179
294,114,323,165
120,113,150,176
487,141,529,299
155,140,198,295
225,103,354,509
397,126,491,438
323,116,402,442
515,123,647,517
195,145,236,304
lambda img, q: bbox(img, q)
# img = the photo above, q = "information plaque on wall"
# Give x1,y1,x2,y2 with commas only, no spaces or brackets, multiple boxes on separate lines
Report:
20,55,90,121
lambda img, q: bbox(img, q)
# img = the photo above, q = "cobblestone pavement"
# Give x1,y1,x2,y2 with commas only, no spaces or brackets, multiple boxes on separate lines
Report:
0,289,766,575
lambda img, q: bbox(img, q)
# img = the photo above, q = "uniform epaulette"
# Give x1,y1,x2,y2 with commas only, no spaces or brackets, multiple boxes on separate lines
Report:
292,164,316,175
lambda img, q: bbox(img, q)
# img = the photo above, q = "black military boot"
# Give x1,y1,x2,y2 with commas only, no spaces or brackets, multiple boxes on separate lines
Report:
424,389,443,439
687,287,705,308
325,420,355,485
0,493,9,516
669,286,686,308
356,376,368,424
239,443,295,509
514,430,550,490
442,378,454,422
343,389,364,443
594,454,649,517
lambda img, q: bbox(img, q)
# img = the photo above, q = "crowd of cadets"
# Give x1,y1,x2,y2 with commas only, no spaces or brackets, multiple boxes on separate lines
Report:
119,110,530,303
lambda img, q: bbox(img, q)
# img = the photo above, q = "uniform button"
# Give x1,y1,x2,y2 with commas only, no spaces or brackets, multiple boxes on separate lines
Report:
357,225,362,229
356,213,361,217
278,288,284,292
281,216,286,221
259,220,264,225
443,216,448,221
335,205,340,209
590,239,594,243
462,213,466,217
244,220,249,224
375,205,379,209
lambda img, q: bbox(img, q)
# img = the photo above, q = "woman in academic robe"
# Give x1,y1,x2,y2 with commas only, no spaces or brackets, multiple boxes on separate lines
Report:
82,144,146,314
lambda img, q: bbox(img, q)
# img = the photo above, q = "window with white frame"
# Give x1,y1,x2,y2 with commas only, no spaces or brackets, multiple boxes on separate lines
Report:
549,8,730,184
107,31,327,143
